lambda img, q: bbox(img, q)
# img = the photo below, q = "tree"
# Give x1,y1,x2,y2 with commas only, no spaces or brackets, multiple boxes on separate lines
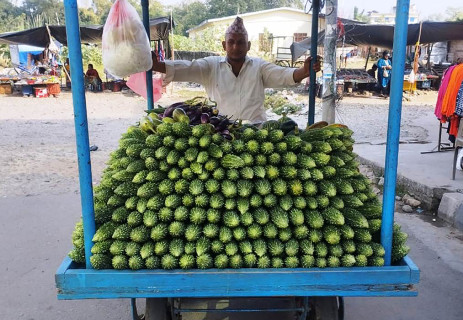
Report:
92,0,113,24
21,0,65,25
445,7,463,22
203,0,303,19
171,1,209,36
353,6,369,23
0,0,25,32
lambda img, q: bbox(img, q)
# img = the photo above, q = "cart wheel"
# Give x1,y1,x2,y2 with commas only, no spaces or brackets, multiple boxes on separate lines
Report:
144,298,172,320
307,297,342,320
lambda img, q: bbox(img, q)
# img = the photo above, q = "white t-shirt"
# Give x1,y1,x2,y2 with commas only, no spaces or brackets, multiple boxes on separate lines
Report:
164,56,298,122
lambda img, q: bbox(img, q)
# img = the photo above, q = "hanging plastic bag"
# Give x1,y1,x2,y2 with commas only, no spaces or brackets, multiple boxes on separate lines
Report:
102,0,152,78
457,149,463,171
127,72,163,102
408,70,416,83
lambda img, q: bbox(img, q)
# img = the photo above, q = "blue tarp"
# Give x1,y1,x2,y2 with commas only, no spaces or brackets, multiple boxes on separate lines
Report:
17,45,44,65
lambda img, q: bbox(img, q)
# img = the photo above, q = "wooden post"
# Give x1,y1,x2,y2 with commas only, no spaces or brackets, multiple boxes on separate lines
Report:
321,0,337,124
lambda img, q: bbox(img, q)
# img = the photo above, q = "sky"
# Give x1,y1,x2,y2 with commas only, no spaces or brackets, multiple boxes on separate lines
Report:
71,0,463,20
156,0,463,20
337,0,463,20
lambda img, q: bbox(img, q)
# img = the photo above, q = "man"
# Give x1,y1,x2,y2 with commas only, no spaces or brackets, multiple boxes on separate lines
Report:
85,64,102,91
151,17,320,122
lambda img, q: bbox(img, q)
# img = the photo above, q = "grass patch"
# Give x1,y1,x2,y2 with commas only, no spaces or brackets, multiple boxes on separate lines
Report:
173,88,207,100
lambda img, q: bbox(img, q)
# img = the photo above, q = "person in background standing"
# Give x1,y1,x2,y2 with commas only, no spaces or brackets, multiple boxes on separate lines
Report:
377,50,392,97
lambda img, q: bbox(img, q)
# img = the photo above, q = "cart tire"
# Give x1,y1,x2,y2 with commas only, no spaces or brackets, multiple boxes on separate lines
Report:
307,297,340,320
145,298,171,320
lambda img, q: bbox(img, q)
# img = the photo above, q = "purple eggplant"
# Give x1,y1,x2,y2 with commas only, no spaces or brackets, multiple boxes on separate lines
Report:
163,104,181,118
216,118,231,131
209,116,221,126
201,113,210,124
221,133,233,140
190,113,201,124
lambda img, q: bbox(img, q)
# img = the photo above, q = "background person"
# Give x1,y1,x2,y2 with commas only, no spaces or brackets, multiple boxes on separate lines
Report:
85,63,102,91
377,50,392,97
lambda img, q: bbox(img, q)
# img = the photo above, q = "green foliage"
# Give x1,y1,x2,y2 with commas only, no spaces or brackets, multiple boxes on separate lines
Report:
264,93,302,115
171,26,226,52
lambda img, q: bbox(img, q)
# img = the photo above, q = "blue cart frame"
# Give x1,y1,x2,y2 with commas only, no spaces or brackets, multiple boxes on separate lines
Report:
56,0,419,318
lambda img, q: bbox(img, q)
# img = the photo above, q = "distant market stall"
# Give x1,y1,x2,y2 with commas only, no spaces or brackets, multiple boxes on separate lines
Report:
0,42,62,97
0,17,174,96
291,21,463,93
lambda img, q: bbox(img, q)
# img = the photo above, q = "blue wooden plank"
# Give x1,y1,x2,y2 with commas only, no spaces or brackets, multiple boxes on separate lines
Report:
56,257,419,300
403,255,420,283
58,286,417,300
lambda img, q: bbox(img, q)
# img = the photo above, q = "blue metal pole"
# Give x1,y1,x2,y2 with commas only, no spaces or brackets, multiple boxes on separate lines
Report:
64,0,95,269
381,0,410,266
308,0,320,126
141,0,154,111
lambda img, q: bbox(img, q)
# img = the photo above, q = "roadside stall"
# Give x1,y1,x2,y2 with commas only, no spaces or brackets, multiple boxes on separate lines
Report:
0,18,173,95
291,21,463,95
336,69,377,93
0,44,62,97
55,1,419,319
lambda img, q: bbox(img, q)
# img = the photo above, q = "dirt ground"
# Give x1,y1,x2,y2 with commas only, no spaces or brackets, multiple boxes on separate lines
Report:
0,85,439,198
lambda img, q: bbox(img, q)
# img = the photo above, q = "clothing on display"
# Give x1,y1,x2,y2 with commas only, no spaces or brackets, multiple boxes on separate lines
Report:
434,63,463,140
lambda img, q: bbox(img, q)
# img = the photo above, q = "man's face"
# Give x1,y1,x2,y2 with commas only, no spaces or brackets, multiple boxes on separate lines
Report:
222,33,251,62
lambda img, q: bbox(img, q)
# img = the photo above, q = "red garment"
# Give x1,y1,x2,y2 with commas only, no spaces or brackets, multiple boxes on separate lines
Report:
442,64,463,118
449,116,461,137
435,65,457,120
86,69,100,78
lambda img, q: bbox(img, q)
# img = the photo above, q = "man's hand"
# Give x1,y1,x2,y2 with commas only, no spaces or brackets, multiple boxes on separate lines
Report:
304,56,322,74
151,51,166,73
293,55,322,83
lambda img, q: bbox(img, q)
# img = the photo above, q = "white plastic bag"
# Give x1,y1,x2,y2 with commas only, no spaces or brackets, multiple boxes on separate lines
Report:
408,70,415,83
457,148,463,171
102,0,152,78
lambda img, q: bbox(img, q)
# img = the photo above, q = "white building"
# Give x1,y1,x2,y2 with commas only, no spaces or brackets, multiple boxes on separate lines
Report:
367,4,419,25
187,7,325,61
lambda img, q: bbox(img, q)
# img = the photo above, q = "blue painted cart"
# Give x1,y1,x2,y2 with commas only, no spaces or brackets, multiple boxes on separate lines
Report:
55,1,419,319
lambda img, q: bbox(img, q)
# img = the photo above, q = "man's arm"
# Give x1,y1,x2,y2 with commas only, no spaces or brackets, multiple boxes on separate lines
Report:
293,56,321,83
151,51,212,85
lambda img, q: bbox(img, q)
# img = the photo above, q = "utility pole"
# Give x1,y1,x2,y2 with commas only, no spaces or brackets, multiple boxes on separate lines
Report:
322,0,338,124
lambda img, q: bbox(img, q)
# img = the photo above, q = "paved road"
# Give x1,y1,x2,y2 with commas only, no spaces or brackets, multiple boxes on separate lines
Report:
1,193,462,320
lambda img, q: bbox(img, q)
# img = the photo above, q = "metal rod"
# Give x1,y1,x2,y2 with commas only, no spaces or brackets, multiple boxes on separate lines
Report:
130,299,143,320
63,0,95,269
299,297,309,320
141,0,154,110
364,47,371,71
174,307,305,313
308,0,320,126
381,0,410,266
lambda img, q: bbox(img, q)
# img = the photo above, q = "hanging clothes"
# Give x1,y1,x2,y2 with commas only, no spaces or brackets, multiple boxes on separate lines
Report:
442,64,463,119
455,80,463,117
449,116,460,137
435,65,457,120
